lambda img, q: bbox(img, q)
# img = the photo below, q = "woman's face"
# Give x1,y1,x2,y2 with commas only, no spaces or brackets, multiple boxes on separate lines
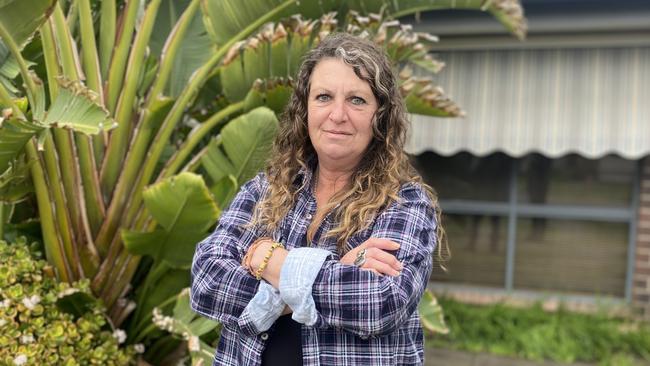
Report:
307,58,378,170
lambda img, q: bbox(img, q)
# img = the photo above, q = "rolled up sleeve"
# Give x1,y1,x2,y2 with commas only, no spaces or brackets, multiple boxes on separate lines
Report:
279,247,332,325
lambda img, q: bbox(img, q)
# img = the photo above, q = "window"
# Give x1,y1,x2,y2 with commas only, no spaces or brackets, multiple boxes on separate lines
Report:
415,152,637,300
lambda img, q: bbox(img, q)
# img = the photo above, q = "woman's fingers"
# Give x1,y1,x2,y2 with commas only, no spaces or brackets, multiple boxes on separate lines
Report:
366,247,403,272
362,237,400,251
339,237,403,274
361,257,400,277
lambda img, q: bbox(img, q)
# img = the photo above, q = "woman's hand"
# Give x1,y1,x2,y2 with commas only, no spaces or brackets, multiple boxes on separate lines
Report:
340,238,403,276
245,238,288,288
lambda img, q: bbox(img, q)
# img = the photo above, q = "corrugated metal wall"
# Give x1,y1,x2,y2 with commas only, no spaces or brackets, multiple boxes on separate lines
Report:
406,47,650,159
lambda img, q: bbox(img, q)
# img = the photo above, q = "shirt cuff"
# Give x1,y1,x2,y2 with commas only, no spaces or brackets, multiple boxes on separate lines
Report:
279,247,331,326
238,281,285,334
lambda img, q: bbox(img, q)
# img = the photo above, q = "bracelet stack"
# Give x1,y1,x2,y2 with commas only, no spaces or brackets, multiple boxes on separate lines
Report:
241,237,267,269
254,242,285,280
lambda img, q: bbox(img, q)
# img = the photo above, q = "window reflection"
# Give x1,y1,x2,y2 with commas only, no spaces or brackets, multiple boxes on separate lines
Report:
413,151,513,202
514,218,628,297
431,214,507,287
518,154,634,207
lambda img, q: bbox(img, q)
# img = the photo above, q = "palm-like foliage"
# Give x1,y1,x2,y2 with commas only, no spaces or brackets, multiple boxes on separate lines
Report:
0,0,526,362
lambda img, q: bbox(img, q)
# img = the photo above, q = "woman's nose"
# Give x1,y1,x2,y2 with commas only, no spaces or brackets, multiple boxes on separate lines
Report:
328,100,347,123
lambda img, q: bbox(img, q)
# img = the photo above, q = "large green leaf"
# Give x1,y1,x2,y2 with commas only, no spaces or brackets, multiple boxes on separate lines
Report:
222,15,460,118
400,68,464,117
418,289,449,334
220,16,324,102
345,0,526,39
201,107,278,186
122,172,219,268
243,77,294,114
42,78,117,135
0,117,44,174
0,0,53,95
344,12,445,74
150,0,214,98
0,157,34,203
0,46,19,95
210,174,238,210
201,0,526,49
200,0,341,47
138,268,191,335
0,0,57,49
153,288,220,366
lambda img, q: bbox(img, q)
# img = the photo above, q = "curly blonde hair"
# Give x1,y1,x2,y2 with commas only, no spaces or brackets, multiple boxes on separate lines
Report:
253,33,446,259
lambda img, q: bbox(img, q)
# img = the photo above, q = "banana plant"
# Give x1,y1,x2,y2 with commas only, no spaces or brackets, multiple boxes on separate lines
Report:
0,0,526,363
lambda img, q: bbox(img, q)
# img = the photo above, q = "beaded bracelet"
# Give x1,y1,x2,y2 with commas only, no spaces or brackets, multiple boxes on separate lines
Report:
241,237,269,271
254,242,285,280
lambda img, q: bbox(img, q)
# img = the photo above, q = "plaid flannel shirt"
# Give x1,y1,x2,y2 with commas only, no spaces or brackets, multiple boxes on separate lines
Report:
190,168,437,365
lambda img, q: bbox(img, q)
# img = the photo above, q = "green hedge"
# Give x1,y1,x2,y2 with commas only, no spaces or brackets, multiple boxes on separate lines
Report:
429,297,650,366
0,238,136,365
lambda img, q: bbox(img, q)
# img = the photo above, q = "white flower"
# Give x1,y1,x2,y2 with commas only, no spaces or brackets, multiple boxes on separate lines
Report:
152,308,175,332
21,295,41,310
134,344,145,354
0,319,6,327
13,354,27,365
20,334,34,344
112,329,127,344
188,336,200,352
0,299,10,308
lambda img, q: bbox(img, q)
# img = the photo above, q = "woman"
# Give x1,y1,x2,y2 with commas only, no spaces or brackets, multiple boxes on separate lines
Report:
191,33,443,366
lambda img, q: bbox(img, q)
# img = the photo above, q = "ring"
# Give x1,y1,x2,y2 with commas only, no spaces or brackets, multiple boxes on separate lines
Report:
353,248,367,267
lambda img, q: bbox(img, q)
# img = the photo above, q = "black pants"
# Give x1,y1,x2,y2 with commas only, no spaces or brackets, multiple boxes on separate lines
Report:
261,314,303,366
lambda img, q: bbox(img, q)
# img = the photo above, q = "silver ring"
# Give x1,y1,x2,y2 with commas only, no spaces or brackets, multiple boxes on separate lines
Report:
353,249,367,267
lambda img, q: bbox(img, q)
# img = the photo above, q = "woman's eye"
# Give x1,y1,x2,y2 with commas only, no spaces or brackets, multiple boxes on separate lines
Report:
316,94,331,102
350,96,366,105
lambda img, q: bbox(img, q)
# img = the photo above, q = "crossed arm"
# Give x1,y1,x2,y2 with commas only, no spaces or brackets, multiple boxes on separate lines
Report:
190,175,436,337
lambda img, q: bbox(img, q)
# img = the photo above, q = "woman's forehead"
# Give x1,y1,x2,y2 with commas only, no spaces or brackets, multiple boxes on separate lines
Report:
309,58,373,91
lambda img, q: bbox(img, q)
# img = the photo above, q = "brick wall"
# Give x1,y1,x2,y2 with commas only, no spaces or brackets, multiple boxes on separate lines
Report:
633,157,650,318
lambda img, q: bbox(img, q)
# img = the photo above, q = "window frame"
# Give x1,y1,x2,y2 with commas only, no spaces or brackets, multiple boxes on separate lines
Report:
436,157,641,301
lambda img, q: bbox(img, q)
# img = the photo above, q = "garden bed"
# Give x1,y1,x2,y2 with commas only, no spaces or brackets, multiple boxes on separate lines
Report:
427,297,650,366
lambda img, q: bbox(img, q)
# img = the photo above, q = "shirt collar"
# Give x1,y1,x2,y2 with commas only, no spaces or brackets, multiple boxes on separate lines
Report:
295,163,316,194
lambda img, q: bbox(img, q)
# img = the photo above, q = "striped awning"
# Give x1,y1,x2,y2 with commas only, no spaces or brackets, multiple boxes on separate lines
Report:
405,47,650,159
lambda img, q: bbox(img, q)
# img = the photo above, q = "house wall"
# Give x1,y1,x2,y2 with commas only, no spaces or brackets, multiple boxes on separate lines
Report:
634,158,650,317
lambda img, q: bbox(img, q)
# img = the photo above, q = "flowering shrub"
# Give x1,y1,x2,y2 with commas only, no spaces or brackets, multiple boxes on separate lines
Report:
0,238,136,365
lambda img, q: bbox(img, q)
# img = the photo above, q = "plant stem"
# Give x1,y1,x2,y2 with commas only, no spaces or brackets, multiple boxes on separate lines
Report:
100,0,163,197
25,141,73,282
98,0,116,80
41,132,81,279
50,3,105,245
77,0,103,97
103,0,141,114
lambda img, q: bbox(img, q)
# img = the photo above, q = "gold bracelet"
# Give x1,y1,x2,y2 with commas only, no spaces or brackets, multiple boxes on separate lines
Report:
254,242,285,280
242,237,269,272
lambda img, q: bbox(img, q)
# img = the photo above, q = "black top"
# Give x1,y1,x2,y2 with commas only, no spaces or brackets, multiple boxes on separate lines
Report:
261,314,303,366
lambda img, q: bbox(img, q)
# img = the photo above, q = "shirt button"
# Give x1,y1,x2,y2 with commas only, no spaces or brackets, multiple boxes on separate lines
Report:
260,332,269,340
360,335,368,340
306,214,312,220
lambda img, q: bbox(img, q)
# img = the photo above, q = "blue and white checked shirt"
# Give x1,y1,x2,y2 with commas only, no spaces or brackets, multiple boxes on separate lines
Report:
191,168,437,365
